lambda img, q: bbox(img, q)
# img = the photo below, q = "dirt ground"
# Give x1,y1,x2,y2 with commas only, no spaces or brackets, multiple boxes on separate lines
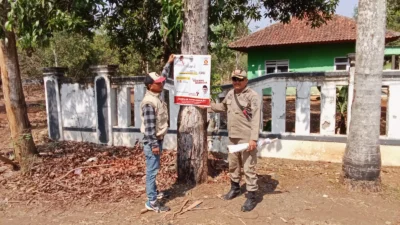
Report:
1,157,400,225
0,85,400,225
0,85,48,152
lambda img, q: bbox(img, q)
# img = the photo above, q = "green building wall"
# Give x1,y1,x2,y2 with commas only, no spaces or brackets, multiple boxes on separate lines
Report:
247,43,355,79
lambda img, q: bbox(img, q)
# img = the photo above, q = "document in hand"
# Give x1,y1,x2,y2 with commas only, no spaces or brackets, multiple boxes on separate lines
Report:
227,138,278,153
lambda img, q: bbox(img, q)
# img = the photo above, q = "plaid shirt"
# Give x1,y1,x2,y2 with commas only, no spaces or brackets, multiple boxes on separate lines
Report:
142,62,171,148
161,61,171,81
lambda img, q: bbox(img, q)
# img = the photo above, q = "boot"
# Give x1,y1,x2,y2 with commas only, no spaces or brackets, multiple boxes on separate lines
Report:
223,181,241,200
241,191,257,212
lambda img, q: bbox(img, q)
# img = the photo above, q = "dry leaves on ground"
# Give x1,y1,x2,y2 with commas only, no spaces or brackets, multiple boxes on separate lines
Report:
2,141,177,203
0,141,231,204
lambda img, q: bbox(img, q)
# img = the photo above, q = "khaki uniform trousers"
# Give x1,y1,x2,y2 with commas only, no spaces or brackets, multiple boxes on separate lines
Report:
228,138,258,191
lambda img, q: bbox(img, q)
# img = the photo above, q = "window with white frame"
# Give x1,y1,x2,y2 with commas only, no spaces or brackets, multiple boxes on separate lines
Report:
265,60,289,74
334,57,349,71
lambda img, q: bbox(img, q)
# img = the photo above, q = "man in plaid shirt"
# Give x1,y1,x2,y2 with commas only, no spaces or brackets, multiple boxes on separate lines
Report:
140,55,174,213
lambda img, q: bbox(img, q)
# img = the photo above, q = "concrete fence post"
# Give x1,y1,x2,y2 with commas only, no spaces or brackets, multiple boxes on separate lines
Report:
91,65,118,145
387,84,400,138
295,82,312,135
43,67,68,141
271,82,286,133
320,82,337,135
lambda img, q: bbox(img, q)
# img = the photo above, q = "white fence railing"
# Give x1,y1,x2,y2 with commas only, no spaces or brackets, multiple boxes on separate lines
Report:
43,66,400,164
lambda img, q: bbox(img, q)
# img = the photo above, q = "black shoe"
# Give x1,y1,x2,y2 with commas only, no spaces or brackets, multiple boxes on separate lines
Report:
241,191,257,212
223,181,241,200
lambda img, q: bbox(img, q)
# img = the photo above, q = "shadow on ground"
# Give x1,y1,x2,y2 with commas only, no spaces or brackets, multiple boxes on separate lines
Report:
161,151,281,209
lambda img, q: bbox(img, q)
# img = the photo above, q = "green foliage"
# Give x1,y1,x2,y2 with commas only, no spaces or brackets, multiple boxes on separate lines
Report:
7,0,341,80
104,0,162,73
387,0,400,48
18,30,143,78
208,0,261,42
336,86,348,134
11,133,33,148
387,0,400,31
47,31,94,78
352,2,400,46
1,0,106,52
356,0,400,33
160,0,183,58
18,46,45,78
262,0,339,27
210,20,249,85
90,31,121,66
101,0,339,75
90,31,142,76
18,31,94,79
336,86,348,115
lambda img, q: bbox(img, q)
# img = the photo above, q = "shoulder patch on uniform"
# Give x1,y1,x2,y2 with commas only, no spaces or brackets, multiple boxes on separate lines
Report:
226,90,234,100
248,88,260,109
251,99,259,109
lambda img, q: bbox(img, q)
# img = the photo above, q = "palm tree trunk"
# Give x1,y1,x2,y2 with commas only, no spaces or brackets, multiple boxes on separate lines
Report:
177,0,209,184
342,0,386,189
0,30,38,167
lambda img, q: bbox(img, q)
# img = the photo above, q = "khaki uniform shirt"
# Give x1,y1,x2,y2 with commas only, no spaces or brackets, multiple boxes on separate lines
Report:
210,87,261,141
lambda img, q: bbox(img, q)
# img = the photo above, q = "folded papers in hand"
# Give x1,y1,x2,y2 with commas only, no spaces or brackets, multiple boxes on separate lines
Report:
227,138,278,153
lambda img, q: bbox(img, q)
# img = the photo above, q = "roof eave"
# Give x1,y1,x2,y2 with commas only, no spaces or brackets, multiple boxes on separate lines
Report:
228,40,357,52
385,36,400,44
229,37,400,52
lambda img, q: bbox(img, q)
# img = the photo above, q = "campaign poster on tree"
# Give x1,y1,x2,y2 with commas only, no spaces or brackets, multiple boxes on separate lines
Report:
173,55,211,106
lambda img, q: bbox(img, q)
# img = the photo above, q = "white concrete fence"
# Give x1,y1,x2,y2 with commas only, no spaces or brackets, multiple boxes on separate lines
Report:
43,58,400,166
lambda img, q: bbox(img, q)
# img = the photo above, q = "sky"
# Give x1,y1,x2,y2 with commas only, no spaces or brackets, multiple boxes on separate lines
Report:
249,0,359,32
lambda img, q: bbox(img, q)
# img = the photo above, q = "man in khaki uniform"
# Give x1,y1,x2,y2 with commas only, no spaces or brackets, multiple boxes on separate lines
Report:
210,69,261,212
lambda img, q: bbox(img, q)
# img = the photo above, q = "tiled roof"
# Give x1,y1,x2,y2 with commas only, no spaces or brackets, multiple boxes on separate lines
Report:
229,15,400,51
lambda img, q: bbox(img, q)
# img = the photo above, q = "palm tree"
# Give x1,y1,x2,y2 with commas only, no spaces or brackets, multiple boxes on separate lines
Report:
342,0,386,190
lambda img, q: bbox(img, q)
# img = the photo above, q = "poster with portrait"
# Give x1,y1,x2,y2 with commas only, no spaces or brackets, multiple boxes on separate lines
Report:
173,55,211,106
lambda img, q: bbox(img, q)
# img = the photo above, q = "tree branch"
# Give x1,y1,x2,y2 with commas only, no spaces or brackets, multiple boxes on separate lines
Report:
0,154,20,170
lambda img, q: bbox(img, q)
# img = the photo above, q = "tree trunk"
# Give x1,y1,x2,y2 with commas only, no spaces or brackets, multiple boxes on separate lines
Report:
177,0,209,184
342,0,386,187
0,30,37,166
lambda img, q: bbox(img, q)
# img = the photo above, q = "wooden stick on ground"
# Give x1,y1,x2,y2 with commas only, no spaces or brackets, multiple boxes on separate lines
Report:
140,208,149,214
0,154,19,170
7,200,22,203
173,199,189,219
238,218,247,225
161,211,172,220
178,200,203,215
178,199,189,213
191,207,214,211
57,164,115,181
